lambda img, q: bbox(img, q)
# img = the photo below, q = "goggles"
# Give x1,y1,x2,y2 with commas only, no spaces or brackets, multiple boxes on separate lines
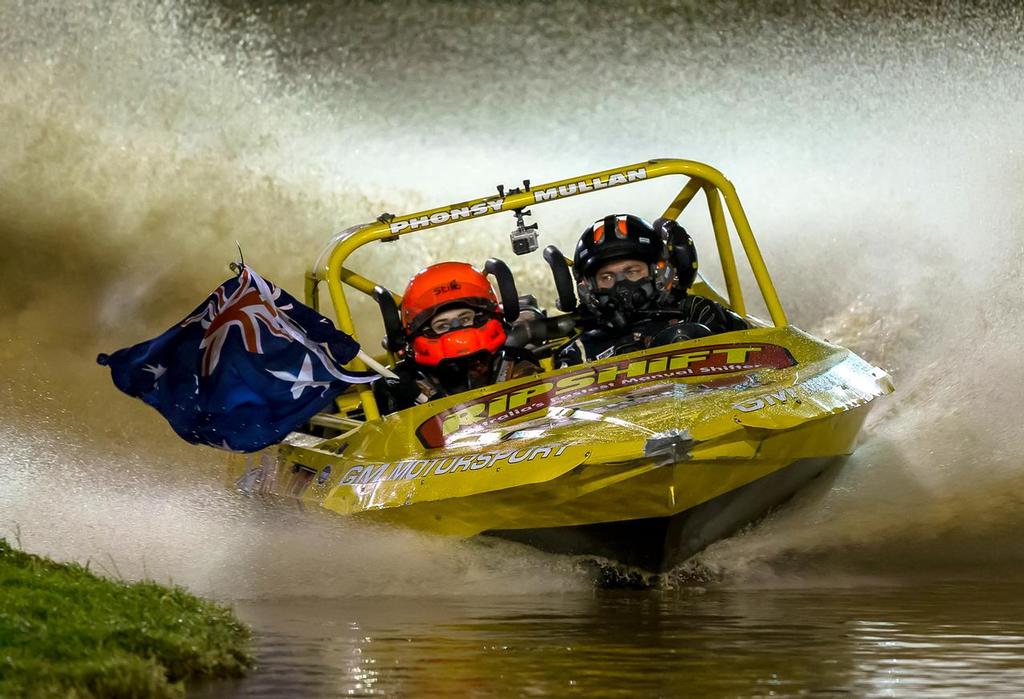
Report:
593,266,652,289
423,309,489,338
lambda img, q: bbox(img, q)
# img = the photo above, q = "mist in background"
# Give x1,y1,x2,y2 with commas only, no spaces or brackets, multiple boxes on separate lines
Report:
1,0,1022,596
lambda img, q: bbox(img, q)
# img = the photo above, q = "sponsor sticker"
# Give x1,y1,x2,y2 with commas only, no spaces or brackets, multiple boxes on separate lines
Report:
382,167,650,235
339,443,571,486
733,387,800,413
416,342,797,448
532,167,648,203
388,198,505,235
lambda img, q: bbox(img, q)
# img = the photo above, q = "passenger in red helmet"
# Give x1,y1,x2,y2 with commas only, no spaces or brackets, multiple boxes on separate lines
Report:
374,261,540,414
557,214,747,366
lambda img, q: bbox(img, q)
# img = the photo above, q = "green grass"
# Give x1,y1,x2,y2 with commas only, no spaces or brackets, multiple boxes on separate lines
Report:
0,538,253,698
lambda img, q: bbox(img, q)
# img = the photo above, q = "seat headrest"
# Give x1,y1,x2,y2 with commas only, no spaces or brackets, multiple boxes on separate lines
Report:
654,218,698,290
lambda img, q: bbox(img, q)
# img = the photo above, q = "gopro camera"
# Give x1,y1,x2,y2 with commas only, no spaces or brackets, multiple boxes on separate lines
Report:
510,225,540,255
510,208,540,255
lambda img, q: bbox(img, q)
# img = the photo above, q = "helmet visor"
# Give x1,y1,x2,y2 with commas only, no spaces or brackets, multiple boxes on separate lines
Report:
424,307,491,337
593,260,652,289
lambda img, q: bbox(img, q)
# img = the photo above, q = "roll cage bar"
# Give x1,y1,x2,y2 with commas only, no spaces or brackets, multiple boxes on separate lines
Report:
306,158,787,421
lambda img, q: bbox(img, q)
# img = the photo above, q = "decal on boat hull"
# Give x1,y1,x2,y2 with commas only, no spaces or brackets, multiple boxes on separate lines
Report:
416,342,796,448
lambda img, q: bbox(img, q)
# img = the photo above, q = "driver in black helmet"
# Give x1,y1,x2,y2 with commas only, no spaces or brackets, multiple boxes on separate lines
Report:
557,214,746,366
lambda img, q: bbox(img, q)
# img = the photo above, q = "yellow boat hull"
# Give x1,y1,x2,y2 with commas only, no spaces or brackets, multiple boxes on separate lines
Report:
228,325,891,570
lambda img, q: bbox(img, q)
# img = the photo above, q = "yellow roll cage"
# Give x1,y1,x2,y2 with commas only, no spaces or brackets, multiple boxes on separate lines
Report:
305,158,787,421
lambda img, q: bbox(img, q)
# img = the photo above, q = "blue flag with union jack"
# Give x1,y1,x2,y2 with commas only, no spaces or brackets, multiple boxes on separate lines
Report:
97,265,378,452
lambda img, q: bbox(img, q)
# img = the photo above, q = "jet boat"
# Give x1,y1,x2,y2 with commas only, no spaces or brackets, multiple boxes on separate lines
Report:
229,159,893,573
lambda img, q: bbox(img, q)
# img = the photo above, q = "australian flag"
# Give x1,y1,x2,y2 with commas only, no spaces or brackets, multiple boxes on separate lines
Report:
97,265,378,452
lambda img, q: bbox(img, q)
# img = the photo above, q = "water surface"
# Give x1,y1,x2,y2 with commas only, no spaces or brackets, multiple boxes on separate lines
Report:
196,581,1024,697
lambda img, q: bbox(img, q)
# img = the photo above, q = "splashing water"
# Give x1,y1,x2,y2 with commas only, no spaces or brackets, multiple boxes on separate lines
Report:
2,0,1023,595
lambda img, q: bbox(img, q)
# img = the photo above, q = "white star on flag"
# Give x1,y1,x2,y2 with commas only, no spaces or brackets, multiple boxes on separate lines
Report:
143,363,167,383
267,355,333,399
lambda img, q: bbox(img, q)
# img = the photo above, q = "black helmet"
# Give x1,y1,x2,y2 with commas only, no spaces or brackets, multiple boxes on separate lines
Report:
573,214,698,328
573,214,663,280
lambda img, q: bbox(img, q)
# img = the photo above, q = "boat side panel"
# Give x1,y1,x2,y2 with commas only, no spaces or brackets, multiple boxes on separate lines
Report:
486,455,839,572
317,403,872,536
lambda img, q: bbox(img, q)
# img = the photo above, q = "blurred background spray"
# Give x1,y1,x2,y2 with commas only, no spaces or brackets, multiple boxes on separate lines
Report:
1,0,1022,597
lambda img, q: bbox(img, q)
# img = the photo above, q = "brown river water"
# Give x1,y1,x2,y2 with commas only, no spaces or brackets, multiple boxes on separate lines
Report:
2,1,1024,696
192,583,1024,697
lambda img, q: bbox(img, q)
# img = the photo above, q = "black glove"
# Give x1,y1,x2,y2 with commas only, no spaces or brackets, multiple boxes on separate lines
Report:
373,374,423,414
649,322,712,348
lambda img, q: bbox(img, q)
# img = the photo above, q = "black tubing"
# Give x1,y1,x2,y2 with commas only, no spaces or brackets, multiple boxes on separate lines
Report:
484,258,520,323
543,245,577,312
373,285,406,352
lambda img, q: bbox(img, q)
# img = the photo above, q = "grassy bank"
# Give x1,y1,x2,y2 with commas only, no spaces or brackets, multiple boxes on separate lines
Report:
0,538,253,698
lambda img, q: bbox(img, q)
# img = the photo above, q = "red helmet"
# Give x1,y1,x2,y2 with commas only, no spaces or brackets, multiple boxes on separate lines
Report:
400,262,507,367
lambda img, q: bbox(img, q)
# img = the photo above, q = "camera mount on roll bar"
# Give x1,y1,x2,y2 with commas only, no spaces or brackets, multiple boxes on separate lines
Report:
497,180,540,255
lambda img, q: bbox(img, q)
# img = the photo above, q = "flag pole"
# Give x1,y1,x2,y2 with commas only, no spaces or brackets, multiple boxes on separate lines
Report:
356,350,399,380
